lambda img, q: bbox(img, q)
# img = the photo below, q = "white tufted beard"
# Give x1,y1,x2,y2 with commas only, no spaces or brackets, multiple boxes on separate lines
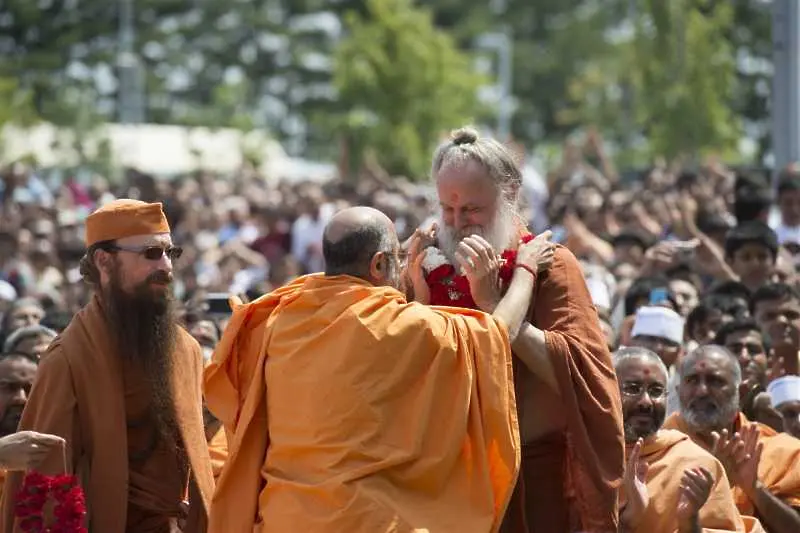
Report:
436,199,521,265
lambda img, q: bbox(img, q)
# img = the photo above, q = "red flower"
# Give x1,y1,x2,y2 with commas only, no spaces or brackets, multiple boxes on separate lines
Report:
425,234,534,309
15,472,87,533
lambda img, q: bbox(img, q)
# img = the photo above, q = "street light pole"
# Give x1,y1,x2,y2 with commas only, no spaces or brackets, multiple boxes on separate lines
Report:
772,0,800,182
118,0,145,123
491,0,513,141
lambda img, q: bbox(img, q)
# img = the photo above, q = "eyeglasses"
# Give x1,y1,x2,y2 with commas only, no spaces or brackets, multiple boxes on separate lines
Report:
621,382,667,399
108,244,183,261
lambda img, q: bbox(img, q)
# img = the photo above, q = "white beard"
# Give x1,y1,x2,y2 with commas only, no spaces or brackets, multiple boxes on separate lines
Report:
436,201,520,265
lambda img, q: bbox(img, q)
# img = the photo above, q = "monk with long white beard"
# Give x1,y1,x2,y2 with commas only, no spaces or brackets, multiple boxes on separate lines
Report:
408,127,625,532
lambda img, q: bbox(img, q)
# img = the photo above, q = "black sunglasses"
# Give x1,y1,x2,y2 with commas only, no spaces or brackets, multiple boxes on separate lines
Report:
107,244,183,261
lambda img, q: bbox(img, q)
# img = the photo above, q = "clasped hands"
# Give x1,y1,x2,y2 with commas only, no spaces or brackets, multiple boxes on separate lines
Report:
404,226,556,310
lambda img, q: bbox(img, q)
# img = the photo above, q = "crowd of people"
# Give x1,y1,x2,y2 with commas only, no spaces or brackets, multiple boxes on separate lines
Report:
0,126,797,532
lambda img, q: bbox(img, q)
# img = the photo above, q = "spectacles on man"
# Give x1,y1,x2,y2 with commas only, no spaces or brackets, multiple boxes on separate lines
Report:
620,381,667,399
107,244,183,261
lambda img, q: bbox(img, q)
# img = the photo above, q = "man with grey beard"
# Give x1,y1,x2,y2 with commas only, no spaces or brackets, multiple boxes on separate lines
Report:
665,345,800,533
1,199,214,533
410,127,624,533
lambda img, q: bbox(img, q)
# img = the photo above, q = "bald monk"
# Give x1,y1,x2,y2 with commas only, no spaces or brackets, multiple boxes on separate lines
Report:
613,347,746,533
412,126,624,532
204,206,554,533
1,200,214,533
665,345,800,533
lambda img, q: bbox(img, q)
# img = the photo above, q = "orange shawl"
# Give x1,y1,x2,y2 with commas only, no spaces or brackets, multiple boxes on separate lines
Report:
664,412,800,515
0,296,214,532
204,274,520,533
503,246,624,532
622,430,744,533
208,427,228,481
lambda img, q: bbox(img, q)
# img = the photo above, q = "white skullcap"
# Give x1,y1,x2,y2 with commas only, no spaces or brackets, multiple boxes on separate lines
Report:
0,280,16,302
631,305,685,345
586,277,611,312
767,376,800,408
776,225,800,246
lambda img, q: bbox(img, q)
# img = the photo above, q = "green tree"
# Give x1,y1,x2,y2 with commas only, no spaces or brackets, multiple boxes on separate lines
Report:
329,0,484,179
560,0,740,161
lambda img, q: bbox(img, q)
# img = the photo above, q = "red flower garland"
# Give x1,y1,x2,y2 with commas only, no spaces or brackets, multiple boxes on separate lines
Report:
425,234,534,308
15,472,87,533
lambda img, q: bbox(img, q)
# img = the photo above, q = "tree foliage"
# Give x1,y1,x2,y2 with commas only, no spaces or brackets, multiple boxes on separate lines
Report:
0,0,776,169
330,0,483,179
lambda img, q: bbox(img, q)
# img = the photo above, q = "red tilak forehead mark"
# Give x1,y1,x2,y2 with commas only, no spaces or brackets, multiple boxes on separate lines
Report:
643,368,651,376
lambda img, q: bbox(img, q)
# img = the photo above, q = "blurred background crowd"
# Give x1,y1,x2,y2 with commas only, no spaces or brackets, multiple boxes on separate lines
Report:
1,0,800,439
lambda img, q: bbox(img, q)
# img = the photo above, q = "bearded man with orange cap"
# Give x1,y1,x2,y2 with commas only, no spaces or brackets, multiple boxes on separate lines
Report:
0,200,214,533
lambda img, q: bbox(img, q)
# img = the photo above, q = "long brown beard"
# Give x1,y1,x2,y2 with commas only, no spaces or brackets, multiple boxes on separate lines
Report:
103,264,181,448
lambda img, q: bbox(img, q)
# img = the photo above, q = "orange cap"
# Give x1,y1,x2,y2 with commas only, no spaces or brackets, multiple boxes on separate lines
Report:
84,199,170,247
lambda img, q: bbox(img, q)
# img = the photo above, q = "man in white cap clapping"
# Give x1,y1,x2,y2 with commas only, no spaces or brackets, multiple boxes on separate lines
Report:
768,375,800,439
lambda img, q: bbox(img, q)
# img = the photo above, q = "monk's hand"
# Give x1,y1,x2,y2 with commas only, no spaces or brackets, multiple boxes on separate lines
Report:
456,235,502,312
731,423,764,498
406,228,433,304
711,425,763,497
517,230,555,273
676,467,713,530
621,439,649,530
0,431,65,471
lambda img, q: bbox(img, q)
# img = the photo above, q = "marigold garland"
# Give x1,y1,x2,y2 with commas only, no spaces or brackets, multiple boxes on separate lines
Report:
15,471,87,533
424,234,534,308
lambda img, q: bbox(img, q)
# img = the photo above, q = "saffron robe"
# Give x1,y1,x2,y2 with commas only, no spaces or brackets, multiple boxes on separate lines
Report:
0,296,214,532
494,247,626,532
204,274,520,533
622,429,745,533
664,412,800,516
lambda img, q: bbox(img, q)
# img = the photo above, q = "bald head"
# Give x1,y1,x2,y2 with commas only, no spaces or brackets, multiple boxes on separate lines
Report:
678,344,742,386
323,207,398,279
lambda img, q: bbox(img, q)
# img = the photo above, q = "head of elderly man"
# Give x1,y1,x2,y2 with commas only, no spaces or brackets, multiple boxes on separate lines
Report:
613,346,670,444
431,126,526,264
677,345,743,436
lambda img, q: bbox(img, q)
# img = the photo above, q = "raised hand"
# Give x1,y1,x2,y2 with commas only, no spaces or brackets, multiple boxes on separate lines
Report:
621,439,650,530
405,226,437,304
711,425,763,497
676,467,714,529
456,235,502,312
0,431,66,471
516,230,555,274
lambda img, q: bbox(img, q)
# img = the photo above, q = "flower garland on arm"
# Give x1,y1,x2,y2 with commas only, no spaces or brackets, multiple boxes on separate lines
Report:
423,234,534,309
14,444,87,533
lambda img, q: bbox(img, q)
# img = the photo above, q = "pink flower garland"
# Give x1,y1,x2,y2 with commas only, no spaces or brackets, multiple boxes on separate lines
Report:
425,234,534,309
15,472,87,533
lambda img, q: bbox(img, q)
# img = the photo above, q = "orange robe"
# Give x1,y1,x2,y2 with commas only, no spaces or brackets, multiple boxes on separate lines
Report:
497,246,626,532
621,429,745,533
207,427,228,481
204,274,520,533
664,412,800,516
0,296,215,533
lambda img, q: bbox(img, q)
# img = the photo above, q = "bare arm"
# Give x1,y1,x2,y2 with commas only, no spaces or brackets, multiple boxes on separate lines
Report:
510,321,559,394
747,483,800,533
491,268,536,342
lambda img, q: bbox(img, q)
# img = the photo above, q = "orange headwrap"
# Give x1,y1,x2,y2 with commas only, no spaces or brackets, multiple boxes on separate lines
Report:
84,199,170,247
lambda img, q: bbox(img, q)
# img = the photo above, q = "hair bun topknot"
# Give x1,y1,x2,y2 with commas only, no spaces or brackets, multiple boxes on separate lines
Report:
450,127,479,146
